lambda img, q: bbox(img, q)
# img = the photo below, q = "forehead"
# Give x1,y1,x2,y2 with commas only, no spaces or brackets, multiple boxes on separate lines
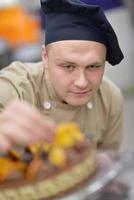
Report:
49,40,106,50
47,40,106,62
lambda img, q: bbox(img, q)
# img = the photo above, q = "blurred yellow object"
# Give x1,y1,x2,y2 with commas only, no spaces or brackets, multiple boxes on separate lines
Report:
0,5,41,47
28,141,52,155
28,141,43,155
0,158,26,181
48,146,67,168
55,122,84,148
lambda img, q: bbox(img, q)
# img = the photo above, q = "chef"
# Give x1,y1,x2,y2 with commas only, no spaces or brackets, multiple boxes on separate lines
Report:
0,0,124,152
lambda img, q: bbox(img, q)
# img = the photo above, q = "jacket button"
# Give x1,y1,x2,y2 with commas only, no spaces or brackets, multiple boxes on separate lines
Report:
43,102,51,110
87,102,93,109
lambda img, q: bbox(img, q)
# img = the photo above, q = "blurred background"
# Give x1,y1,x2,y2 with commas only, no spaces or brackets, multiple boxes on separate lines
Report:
0,0,134,151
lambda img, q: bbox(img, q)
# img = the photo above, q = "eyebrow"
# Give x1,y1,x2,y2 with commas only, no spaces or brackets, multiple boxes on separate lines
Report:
88,61,105,65
55,59,75,64
55,59,105,66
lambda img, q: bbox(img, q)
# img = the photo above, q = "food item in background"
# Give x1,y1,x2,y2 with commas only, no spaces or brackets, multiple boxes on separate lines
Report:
0,122,97,200
0,5,41,47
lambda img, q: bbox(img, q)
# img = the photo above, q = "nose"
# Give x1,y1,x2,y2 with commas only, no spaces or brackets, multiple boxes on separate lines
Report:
74,71,88,88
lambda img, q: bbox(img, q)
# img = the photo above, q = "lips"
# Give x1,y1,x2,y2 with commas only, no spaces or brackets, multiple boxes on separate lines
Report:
73,91,88,94
70,90,92,96
71,89,92,94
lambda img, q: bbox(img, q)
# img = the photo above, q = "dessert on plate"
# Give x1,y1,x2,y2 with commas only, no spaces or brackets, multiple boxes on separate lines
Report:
0,122,97,200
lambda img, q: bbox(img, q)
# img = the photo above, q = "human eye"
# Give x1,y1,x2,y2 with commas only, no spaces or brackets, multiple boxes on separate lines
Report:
61,64,75,71
87,64,102,71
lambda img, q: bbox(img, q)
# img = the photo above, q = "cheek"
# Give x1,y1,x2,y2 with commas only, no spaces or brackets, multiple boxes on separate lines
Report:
49,69,68,90
88,69,104,85
49,67,59,80
97,69,104,80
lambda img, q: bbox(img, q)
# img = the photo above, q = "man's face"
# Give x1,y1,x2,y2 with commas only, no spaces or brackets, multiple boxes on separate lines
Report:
42,40,106,107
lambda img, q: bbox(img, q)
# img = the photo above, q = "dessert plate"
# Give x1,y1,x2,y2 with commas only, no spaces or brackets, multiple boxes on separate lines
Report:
0,151,123,200
61,151,123,200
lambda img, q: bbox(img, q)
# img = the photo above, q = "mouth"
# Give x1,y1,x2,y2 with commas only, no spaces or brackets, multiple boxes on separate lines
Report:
70,90,92,95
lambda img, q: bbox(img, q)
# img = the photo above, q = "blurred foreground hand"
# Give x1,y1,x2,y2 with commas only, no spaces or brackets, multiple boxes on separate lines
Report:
0,100,56,152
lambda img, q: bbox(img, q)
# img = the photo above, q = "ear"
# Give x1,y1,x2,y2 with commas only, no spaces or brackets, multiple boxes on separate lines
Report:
42,45,48,68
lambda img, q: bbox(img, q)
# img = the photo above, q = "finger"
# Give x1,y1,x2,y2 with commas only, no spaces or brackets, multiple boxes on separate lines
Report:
12,116,55,142
0,133,12,152
12,109,55,142
1,123,40,146
2,100,56,142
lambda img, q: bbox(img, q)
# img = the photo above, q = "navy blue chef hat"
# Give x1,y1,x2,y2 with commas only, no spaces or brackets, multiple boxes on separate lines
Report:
40,0,124,65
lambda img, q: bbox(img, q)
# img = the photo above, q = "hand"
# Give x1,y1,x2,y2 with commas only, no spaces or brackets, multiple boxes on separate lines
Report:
0,100,56,152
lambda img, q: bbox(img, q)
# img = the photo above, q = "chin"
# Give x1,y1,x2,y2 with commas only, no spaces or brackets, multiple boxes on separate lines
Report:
67,99,89,107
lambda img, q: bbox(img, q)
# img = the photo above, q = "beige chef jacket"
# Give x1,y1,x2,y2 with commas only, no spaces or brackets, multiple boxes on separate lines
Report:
0,61,124,150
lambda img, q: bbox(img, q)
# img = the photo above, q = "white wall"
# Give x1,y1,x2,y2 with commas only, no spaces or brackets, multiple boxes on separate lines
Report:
105,7,134,90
